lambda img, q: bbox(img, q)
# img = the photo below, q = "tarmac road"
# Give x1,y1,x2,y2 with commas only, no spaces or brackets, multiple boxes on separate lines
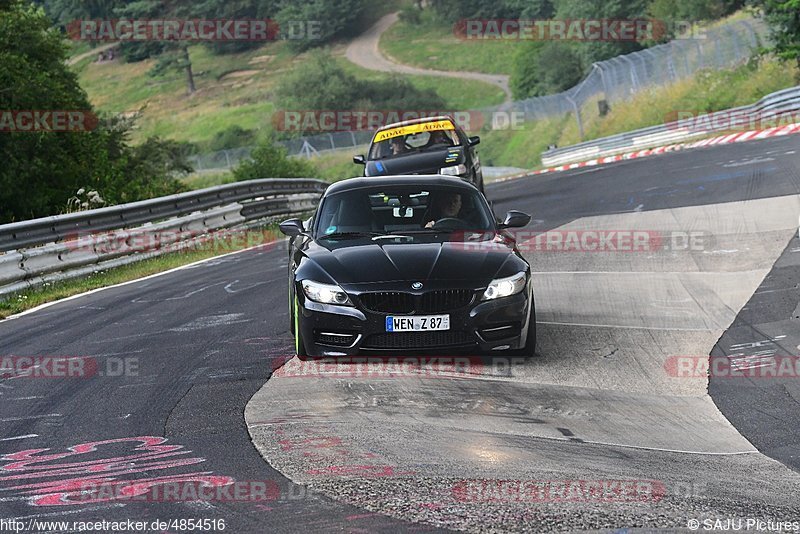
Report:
2,136,800,532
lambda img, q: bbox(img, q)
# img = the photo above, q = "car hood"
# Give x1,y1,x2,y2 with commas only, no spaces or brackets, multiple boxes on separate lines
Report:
302,234,520,286
365,147,465,176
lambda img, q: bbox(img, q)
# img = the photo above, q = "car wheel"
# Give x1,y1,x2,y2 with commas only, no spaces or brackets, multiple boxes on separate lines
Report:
294,295,311,361
511,300,536,358
288,283,295,335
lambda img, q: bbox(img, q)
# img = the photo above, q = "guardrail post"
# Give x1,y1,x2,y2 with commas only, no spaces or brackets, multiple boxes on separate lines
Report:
566,96,584,140
620,56,639,94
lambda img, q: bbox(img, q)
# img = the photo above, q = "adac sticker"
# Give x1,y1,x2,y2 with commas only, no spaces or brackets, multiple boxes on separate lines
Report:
372,119,456,142
375,161,386,173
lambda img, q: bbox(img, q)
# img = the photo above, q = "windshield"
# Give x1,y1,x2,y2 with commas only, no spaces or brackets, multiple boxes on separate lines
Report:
368,121,460,160
315,185,494,237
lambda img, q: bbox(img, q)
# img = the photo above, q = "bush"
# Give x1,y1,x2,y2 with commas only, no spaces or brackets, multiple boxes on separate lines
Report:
274,51,446,135
511,42,584,99
232,136,317,181
277,0,366,52
398,4,422,24
208,126,258,151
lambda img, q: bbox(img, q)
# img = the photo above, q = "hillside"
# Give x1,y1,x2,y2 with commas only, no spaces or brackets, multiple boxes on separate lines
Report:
69,40,505,146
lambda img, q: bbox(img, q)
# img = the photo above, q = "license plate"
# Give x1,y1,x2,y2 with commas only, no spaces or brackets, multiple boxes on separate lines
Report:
386,315,450,332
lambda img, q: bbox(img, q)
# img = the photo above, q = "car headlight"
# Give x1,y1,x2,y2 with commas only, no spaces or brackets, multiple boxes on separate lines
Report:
301,280,353,306
439,164,467,176
482,272,527,301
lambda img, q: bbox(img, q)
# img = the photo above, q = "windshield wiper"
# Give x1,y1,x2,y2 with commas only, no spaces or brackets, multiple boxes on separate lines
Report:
401,228,459,234
319,231,386,240
372,234,412,240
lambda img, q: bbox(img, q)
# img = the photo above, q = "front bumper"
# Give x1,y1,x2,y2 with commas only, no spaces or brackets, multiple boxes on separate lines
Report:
296,283,533,357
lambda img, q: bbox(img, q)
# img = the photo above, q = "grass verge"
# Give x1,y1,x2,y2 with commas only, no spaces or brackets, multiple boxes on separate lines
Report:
380,10,521,76
479,57,799,169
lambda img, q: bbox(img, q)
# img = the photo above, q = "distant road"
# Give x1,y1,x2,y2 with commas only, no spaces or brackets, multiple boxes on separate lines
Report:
66,43,116,66
345,12,512,104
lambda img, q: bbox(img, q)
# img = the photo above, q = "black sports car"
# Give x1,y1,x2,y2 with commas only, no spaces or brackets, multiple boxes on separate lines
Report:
353,116,485,192
279,176,535,360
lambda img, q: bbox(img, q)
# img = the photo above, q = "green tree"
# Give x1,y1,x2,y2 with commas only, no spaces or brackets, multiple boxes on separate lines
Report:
115,1,197,94
0,0,106,221
428,0,554,21
232,136,317,181
276,0,366,51
193,0,280,54
0,0,186,223
648,0,743,21
35,0,120,24
554,0,650,65
753,0,800,78
511,41,584,98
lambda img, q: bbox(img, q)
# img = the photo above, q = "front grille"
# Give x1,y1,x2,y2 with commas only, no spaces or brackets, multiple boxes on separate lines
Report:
362,331,474,349
359,289,474,314
420,289,474,313
359,292,415,314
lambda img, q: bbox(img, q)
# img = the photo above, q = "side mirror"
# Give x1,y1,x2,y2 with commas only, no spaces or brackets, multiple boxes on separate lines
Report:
499,210,531,229
468,136,480,147
279,218,305,237
353,154,366,165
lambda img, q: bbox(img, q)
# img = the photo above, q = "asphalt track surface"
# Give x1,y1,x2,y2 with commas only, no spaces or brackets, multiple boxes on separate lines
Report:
1,135,800,533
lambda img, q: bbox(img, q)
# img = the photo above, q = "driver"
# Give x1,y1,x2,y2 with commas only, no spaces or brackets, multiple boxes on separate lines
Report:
425,192,462,228
390,136,407,156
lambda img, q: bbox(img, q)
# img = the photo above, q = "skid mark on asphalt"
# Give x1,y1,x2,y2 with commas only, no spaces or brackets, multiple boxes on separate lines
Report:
169,313,250,332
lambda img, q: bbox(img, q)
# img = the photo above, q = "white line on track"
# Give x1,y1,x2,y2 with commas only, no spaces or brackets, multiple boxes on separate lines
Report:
532,271,741,275
0,434,37,441
538,320,713,331
0,414,61,422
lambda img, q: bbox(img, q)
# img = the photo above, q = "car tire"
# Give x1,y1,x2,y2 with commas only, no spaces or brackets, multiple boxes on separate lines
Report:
293,296,311,361
289,285,295,335
511,300,536,358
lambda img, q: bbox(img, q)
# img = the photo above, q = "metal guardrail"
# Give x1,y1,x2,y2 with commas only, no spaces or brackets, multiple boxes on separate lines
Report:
0,178,325,252
0,178,327,298
541,85,800,167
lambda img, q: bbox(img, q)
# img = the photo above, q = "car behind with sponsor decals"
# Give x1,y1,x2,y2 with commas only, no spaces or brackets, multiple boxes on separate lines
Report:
279,175,535,360
353,116,485,192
